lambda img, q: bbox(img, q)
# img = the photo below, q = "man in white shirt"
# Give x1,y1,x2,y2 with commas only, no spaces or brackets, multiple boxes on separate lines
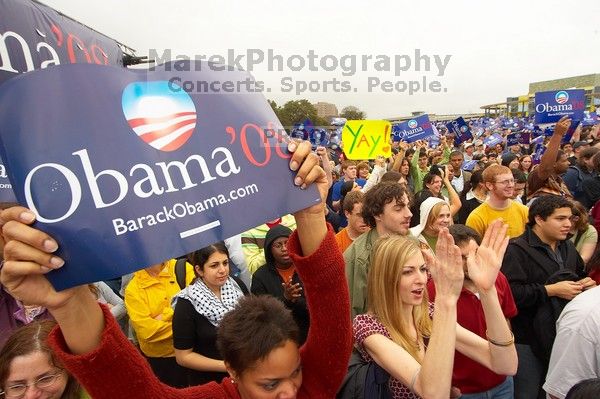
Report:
449,150,471,195
544,285,600,399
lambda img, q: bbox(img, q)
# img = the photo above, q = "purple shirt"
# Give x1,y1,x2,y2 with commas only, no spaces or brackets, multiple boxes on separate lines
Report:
0,286,53,347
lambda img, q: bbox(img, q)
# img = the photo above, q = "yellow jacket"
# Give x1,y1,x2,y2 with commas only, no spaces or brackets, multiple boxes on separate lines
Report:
124,259,194,358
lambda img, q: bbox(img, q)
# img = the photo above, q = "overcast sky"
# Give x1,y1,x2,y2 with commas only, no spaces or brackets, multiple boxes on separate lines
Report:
43,0,600,119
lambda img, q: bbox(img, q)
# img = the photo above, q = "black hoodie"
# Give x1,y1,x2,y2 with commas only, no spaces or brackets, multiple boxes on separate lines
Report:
251,224,310,344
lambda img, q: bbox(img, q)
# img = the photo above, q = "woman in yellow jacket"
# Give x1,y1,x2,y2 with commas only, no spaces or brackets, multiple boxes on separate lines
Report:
124,259,194,388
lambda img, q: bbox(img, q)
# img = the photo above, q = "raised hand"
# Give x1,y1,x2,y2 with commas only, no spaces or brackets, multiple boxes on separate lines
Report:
289,140,328,216
466,219,509,292
554,116,572,137
422,228,464,300
444,165,453,182
0,206,81,310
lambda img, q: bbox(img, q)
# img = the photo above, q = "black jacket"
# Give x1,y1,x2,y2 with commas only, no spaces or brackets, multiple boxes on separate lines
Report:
251,225,310,344
500,226,585,346
583,175,600,208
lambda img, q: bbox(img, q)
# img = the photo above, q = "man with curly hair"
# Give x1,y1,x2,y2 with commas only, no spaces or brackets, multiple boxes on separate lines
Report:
344,182,412,318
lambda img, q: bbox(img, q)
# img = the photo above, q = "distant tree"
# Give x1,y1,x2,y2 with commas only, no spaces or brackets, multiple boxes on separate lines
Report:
268,99,279,113
267,99,282,123
277,100,320,128
340,106,366,120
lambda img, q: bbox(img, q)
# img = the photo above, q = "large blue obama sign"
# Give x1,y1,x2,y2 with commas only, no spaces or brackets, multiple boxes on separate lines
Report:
0,61,320,290
535,89,585,123
446,117,472,145
393,114,434,143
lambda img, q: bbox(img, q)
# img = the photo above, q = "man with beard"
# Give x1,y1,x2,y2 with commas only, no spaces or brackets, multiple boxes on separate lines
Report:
466,164,528,238
344,182,412,318
251,224,309,344
427,223,517,398
527,116,574,203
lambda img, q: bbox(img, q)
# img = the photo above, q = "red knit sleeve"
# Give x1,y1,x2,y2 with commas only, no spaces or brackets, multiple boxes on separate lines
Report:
287,224,352,398
48,304,229,399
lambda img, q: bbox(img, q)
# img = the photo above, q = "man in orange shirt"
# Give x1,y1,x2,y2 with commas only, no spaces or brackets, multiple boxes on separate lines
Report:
335,191,369,253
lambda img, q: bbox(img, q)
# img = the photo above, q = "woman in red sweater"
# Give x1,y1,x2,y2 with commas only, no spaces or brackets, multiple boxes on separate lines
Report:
0,140,352,399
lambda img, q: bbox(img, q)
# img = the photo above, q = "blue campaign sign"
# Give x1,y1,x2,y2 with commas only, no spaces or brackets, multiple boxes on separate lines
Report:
531,134,545,146
532,143,547,165
506,132,530,146
310,128,328,147
583,112,599,126
462,160,477,171
0,0,123,87
391,123,405,142
484,133,504,147
446,117,473,145
0,62,320,290
0,154,17,203
393,114,434,143
562,120,581,144
428,133,440,148
534,89,586,123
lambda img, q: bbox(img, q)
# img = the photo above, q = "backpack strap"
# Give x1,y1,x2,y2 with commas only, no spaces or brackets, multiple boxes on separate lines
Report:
175,258,187,290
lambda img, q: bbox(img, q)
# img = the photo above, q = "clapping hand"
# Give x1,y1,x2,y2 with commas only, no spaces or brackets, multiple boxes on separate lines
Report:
282,279,303,302
466,219,509,292
422,228,464,300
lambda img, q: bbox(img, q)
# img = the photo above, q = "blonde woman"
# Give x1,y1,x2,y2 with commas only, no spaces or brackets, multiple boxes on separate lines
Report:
353,220,517,398
410,197,452,253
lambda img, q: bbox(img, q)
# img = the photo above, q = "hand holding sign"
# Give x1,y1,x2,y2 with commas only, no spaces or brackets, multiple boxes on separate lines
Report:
0,206,79,310
0,139,324,317
288,140,328,216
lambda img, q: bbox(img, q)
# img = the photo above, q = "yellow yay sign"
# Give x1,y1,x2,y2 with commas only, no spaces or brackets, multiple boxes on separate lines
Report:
342,120,392,160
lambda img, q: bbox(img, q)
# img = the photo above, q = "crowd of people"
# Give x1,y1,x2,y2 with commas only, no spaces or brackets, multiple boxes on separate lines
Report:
1,116,600,398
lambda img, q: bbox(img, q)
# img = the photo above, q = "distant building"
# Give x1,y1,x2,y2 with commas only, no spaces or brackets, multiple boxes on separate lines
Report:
385,112,485,124
481,73,600,117
313,102,339,119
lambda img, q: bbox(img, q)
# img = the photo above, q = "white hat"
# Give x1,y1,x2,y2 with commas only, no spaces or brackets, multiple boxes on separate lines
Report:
409,197,447,238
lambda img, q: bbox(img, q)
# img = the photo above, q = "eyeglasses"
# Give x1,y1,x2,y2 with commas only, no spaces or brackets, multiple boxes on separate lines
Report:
272,241,288,250
1,371,64,398
494,179,515,186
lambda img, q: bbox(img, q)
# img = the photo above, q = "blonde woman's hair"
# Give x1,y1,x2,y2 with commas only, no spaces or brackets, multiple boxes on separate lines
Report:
367,235,432,360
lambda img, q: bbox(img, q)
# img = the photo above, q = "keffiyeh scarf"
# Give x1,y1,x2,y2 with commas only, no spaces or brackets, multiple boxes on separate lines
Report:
173,277,244,327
